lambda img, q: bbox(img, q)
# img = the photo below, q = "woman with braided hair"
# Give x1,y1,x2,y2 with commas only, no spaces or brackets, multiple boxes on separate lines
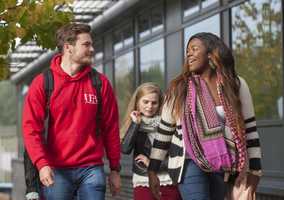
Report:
147,32,262,200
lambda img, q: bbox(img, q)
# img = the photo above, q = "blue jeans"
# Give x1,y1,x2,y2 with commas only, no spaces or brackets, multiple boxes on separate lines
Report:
42,165,106,200
178,160,226,200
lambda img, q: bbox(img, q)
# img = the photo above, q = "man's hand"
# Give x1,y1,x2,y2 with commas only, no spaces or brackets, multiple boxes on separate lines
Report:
148,170,161,200
39,166,54,187
108,171,121,196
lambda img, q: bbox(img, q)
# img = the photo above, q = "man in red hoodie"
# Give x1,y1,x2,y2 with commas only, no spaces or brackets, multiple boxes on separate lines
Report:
22,23,121,200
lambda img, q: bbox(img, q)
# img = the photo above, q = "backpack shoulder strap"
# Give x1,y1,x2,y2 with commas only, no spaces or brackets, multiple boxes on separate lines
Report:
43,69,53,140
43,68,54,104
90,68,102,136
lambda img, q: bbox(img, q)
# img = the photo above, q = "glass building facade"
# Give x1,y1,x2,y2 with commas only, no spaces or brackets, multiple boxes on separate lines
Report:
13,0,284,198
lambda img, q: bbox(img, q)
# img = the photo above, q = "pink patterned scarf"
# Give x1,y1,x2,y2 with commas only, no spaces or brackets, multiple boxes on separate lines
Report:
182,75,246,172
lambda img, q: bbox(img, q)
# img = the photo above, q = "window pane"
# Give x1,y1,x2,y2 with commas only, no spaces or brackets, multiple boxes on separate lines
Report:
94,41,103,61
140,39,165,91
114,52,135,124
93,64,103,73
138,14,151,39
184,14,220,51
104,65,113,83
114,25,134,52
232,0,282,119
114,31,123,52
201,0,218,9
95,52,103,61
123,25,134,47
92,57,103,73
152,7,164,33
183,0,199,17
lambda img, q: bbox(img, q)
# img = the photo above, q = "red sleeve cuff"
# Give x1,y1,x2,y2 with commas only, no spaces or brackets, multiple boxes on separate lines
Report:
109,159,120,171
36,159,49,171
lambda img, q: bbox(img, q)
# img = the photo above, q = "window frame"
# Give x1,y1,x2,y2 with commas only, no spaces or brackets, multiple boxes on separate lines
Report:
182,0,220,22
113,21,135,54
137,4,165,43
138,37,166,90
93,39,104,73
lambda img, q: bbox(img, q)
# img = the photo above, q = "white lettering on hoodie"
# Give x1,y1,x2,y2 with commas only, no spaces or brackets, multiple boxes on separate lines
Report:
84,93,98,104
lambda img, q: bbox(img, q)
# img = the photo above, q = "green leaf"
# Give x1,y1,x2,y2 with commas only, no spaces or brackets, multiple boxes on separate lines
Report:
0,0,74,80
0,1,5,13
6,0,17,8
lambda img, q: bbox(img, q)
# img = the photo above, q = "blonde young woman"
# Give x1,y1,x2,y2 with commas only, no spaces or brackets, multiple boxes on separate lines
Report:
121,82,181,200
147,33,262,200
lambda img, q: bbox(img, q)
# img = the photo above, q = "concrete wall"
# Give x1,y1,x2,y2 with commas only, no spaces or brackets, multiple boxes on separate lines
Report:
11,160,24,200
0,126,17,183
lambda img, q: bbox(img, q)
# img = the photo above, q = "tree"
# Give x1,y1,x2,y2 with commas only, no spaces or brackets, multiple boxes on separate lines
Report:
140,64,165,91
0,0,74,80
232,0,282,120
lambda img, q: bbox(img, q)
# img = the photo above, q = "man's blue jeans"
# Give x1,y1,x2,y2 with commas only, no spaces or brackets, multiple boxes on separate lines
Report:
178,159,226,200
42,165,106,200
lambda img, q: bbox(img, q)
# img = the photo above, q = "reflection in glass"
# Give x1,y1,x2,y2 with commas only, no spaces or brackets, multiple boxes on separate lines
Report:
114,52,134,124
104,64,113,83
140,39,165,91
183,0,199,17
92,56,103,73
95,52,103,61
201,0,218,9
113,25,134,52
138,14,151,39
94,41,104,62
232,0,282,119
114,31,123,52
184,14,220,51
152,7,164,33
124,38,133,47
93,64,103,73
123,25,134,47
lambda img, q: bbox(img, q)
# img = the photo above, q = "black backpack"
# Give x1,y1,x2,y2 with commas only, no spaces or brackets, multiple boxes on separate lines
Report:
24,68,102,195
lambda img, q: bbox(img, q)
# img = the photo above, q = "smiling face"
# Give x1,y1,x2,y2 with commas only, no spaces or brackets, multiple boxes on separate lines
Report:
186,38,210,74
137,93,159,117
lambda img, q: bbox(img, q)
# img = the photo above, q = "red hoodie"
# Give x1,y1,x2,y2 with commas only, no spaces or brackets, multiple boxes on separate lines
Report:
22,54,120,171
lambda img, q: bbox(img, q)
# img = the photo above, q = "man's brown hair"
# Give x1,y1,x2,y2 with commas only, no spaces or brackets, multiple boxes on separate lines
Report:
56,23,91,52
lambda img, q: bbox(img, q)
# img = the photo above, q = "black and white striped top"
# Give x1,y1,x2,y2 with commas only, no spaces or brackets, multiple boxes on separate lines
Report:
148,77,262,184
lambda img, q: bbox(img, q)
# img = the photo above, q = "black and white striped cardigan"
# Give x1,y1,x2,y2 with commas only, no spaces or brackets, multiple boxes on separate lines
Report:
148,77,262,184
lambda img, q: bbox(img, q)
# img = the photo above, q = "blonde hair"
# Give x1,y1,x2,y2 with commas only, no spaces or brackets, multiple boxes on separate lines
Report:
120,82,163,140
